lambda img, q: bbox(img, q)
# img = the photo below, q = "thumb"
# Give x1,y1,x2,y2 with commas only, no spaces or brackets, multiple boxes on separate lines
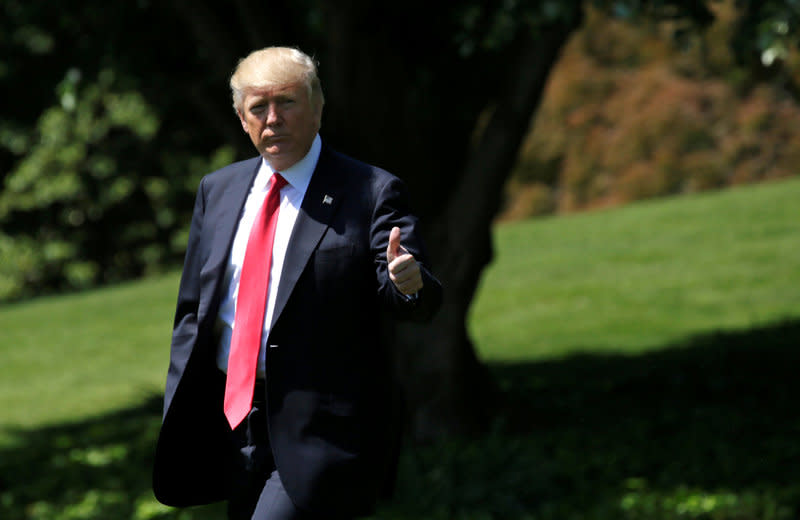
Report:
387,226,401,263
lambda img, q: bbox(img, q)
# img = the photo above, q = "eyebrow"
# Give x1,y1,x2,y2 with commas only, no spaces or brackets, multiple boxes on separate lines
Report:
249,92,296,105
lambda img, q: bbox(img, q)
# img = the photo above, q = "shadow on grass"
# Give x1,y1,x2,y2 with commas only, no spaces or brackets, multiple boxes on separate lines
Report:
2,319,800,519
386,319,800,519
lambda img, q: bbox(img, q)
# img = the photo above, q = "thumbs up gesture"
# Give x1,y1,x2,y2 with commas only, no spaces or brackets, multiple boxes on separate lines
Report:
387,226,423,296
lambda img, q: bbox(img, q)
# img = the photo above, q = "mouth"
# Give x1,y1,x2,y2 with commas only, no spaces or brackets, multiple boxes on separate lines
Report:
263,136,286,151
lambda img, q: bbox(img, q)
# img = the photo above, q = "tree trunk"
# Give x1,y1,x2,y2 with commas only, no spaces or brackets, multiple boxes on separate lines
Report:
393,23,580,440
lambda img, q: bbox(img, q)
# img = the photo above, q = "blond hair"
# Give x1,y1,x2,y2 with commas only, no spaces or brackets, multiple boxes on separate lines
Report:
230,47,324,113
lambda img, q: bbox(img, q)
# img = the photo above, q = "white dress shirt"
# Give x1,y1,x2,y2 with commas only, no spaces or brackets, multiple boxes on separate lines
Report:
216,134,321,377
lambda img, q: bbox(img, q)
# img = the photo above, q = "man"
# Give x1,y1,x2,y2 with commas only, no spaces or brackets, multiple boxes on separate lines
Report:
152,47,442,520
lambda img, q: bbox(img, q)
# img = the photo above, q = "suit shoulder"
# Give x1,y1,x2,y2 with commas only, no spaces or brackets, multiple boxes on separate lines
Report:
201,156,261,186
323,146,400,187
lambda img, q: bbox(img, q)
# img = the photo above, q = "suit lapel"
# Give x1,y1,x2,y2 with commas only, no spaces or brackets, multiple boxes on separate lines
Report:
202,158,260,300
269,147,343,330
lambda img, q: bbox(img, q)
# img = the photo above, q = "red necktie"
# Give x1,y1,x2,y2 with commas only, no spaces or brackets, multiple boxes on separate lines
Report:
224,172,288,429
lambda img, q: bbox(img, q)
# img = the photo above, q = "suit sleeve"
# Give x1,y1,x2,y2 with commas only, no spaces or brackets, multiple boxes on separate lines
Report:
163,176,207,416
173,177,208,333
370,175,442,321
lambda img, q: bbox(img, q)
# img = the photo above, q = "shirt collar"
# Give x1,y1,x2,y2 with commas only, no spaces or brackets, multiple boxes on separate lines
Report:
259,134,321,195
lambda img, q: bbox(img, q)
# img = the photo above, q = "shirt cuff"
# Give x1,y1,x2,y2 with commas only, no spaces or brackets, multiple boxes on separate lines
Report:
404,291,419,303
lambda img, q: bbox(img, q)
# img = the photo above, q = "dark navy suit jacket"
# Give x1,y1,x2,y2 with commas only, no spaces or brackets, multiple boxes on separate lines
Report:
152,143,442,516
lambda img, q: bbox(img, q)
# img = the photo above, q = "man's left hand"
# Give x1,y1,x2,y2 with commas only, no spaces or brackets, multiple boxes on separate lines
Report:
387,226,423,296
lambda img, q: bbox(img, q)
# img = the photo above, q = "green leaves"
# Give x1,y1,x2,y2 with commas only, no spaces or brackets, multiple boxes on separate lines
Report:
453,1,583,57
0,67,215,300
753,2,800,66
1,69,158,213
620,482,793,519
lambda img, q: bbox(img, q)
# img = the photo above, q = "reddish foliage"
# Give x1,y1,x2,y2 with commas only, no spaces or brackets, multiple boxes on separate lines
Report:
500,2,800,221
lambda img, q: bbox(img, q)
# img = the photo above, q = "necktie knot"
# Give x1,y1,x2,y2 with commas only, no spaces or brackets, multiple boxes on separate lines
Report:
271,172,288,192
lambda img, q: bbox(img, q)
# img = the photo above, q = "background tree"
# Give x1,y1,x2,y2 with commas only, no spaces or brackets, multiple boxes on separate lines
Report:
1,0,797,439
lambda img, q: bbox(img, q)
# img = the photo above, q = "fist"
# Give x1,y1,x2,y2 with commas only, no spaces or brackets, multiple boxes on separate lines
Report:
387,226,423,295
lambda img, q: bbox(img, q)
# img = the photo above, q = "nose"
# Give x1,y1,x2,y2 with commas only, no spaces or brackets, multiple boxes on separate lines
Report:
266,102,281,126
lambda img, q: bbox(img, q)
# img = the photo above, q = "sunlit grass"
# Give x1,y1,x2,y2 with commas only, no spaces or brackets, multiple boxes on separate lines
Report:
470,178,800,360
0,273,178,441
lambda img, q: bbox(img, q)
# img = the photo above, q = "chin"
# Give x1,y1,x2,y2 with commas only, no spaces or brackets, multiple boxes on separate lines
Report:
266,155,294,171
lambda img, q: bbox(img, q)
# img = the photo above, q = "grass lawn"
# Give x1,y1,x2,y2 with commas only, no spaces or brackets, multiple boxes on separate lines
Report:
469,177,800,361
0,273,178,439
1,178,799,519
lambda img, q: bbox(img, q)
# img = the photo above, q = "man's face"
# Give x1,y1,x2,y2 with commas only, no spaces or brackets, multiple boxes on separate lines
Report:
238,82,321,171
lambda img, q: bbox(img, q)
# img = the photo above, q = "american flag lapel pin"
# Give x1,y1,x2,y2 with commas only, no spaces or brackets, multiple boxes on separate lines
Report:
323,195,333,205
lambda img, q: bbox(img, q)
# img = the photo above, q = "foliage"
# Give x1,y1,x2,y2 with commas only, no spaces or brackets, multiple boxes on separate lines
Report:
0,0,235,301
731,0,800,72
1,71,152,293
0,62,236,300
502,1,800,219
1,0,798,301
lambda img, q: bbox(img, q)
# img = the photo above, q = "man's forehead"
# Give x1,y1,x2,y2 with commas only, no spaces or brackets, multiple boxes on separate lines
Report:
245,83,304,99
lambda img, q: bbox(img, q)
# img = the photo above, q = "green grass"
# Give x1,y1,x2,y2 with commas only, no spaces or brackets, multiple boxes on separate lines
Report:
1,178,800,519
0,273,178,439
469,178,800,361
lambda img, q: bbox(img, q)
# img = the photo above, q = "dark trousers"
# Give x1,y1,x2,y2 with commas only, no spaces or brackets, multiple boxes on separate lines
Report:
225,381,356,520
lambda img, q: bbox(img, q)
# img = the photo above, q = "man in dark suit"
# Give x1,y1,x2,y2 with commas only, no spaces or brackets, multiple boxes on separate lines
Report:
152,47,442,520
